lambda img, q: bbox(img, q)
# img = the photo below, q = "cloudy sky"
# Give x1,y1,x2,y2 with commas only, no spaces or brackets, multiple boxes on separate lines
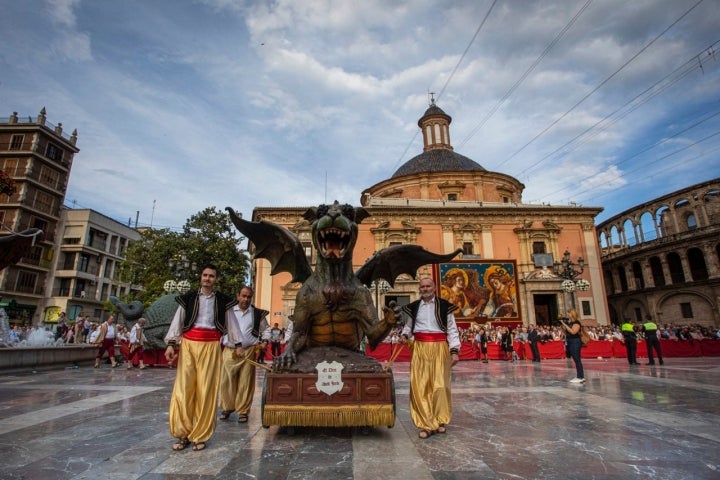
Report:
2,0,719,232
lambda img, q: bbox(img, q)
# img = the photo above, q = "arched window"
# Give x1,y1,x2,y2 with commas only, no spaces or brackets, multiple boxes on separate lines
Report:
687,247,708,281
667,252,685,284
686,214,697,230
649,256,665,287
617,266,628,292
632,261,644,289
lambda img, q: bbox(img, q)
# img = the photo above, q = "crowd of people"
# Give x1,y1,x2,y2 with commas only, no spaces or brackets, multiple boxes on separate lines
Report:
381,321,720,352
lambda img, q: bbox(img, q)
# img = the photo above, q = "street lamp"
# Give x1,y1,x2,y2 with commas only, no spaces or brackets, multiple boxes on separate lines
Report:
165,254,197,294
554,249,589,309
369,280,391,317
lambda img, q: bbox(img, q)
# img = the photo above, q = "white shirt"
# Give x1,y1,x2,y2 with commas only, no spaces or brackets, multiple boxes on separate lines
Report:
104,324,116,340
401,296,461,350
222,305,269,347
129,324,146,344
164,290,236,345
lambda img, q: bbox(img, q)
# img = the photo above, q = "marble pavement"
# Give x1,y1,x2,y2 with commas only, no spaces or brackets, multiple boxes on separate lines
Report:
1,355,719,479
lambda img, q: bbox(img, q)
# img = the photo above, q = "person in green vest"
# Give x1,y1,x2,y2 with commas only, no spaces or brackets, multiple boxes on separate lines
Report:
620,319,638,365
642,318,664,366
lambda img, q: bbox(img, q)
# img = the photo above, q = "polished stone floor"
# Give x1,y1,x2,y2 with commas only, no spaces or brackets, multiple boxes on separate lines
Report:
1,356,719,479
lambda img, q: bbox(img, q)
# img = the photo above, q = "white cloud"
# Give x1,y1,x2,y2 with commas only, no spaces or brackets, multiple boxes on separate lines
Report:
1,0,717,228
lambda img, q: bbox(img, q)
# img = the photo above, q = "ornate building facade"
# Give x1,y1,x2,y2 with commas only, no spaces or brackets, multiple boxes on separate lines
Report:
597,178,720,327
248,102,610,328
0,109,79,324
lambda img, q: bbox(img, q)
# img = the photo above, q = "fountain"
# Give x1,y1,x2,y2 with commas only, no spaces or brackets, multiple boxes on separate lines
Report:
0,310,98,370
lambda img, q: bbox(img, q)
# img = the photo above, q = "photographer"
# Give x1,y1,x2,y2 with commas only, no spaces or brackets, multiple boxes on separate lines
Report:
560,310,585,384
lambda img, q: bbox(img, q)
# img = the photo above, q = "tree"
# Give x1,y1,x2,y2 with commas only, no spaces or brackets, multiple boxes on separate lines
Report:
117,207,249,304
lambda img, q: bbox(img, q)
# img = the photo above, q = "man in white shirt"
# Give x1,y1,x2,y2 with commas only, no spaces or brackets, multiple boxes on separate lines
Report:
93,315,117,368
218,286,269,424
401,277,460,440
164,264,238,452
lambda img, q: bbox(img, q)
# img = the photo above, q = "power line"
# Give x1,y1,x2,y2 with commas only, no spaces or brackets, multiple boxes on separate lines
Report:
518,41,720,180
496,0,706,170
457,0,594,150
526,105,720,204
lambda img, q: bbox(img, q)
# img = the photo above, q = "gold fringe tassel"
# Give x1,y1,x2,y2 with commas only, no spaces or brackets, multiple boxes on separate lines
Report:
263,404,395,427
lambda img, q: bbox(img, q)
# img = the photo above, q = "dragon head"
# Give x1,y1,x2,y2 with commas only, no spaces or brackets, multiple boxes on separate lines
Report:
304,201,370,263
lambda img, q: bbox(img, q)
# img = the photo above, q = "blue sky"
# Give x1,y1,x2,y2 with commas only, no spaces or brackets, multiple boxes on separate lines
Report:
2,0,719,231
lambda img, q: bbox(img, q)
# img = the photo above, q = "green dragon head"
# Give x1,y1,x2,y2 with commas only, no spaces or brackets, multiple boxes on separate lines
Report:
303,201,370,264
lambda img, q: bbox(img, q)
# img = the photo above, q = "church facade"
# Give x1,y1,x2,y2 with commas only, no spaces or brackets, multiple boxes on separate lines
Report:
248,103,609,329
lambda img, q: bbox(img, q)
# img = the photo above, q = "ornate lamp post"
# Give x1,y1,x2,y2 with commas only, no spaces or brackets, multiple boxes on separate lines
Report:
554,249,589,309
369,280,391,318
164,254,197,294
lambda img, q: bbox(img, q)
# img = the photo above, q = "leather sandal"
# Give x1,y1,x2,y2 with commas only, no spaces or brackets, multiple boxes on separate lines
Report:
238,413,249,423
418,429,432,439
172,437,190,451
219,410,233,420
192,442,206,451
436,424,447,434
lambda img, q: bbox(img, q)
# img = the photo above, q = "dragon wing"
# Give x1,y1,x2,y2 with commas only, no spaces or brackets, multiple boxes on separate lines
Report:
226,207,313,284
356,245,462,288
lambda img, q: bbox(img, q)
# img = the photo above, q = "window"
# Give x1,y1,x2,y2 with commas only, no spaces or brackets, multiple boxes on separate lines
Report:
39,166,60,189
581,300,592,316
45,143,63,162
33,191,54,214
15,270,37,293
79,253,90,272
462,242,473,255
686,214,697,230
447,193,457,201
532,242,546,254
680,302,693,319
9,134,24,150
32,217,48,231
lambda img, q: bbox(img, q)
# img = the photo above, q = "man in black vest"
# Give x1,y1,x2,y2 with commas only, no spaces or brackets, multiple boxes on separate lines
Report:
401,277,461,439
164,264,238,452
218,286,269,424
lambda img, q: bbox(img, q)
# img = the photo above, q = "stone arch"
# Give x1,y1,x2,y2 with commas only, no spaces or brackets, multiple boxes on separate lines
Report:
649,256,665,287
655,204,671,238
666,252,685,284
687,247,708,281
623,218,637,246
656,290,716,327
639,211,657,242
621,298,648,323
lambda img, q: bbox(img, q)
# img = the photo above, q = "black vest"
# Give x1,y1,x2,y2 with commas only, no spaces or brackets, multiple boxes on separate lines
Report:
175,290,238,335
402,297,458,334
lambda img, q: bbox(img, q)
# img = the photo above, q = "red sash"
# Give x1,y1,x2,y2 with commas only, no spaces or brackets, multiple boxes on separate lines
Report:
183,327,221,342
414,332,447,342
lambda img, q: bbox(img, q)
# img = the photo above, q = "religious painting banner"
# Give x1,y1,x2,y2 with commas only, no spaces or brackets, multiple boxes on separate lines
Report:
435,260,521,322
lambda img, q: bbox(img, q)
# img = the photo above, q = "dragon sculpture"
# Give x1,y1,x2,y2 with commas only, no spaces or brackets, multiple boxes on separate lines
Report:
226,201,461,373
109,293,181,350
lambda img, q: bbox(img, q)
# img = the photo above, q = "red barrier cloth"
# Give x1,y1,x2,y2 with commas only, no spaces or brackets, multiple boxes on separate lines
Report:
581,341,614,358
146,339,720,365
700,340,720,356
658,339,702,357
